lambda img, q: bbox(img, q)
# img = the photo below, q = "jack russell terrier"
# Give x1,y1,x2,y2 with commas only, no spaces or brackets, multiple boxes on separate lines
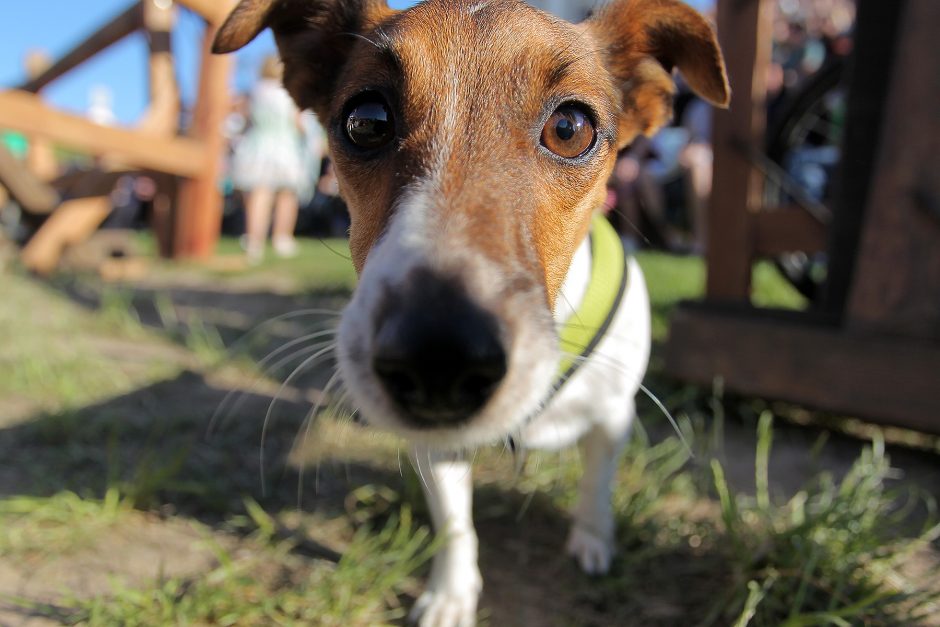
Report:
214,0,728,624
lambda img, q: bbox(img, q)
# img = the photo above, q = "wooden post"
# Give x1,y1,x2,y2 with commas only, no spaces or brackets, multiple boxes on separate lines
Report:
139,0,180,136
171,22,231,259
820,0,906,317
706,0,774,302
845,0,940,340
174,0,236,25
23,51,59,183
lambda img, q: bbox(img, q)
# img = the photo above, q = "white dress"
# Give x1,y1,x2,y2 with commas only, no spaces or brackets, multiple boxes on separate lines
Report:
230,79,306,194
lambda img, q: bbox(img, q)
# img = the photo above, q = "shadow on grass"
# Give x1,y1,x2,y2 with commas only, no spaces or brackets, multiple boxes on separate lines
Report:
0,369,386,521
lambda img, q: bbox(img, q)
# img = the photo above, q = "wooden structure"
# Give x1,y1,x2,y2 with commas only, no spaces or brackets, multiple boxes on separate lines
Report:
0,0,236,273
665,0,940,433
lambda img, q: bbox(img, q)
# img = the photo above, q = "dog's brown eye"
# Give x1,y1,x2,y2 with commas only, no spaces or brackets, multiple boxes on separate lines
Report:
345,96,395,149
541,106,595,159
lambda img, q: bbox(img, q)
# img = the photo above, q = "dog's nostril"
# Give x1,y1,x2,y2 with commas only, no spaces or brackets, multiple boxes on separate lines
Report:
453,359,507,406
372,358,424,405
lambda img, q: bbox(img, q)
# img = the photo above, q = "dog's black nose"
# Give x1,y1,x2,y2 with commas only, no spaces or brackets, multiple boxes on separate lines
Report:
372,272,507,426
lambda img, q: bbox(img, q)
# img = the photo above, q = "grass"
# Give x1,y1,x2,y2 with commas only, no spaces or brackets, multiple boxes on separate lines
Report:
1,239,937,626
0,488,129,557
710,416,940,625
47,509,435,627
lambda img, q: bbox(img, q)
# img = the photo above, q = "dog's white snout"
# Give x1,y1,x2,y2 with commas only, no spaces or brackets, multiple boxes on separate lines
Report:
371,268,508,428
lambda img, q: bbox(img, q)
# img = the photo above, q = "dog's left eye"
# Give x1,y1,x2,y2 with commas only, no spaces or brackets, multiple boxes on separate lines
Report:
541,105,595,159
344,94,395,150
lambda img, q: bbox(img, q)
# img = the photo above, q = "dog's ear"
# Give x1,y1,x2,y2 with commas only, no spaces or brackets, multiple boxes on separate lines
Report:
213,0,394,114
588,0,729,146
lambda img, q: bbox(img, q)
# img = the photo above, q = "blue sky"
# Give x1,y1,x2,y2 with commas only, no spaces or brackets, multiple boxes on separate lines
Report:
0,0,710,126
0,0,419,125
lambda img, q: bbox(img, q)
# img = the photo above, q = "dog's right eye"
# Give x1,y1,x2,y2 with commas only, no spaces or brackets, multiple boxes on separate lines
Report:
344,94,395,150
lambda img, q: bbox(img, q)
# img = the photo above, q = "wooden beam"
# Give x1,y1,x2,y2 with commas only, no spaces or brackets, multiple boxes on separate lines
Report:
664,304,940,434
18,3,143,93
706,0,775,302
751,207,828,258
175,0,237,24
0,90,207,178
20,197,112,275
172,23,232,258
845,0,940,341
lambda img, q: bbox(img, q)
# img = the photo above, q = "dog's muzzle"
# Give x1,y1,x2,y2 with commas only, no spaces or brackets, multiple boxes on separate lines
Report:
371,269,507,428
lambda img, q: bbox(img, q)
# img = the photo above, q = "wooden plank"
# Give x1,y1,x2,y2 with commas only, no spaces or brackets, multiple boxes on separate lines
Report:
18,3,143,93
751,207,827,258
664,304,940,434
20,197,112,275
706,0,774,301
171,23,232,258
22,52,59,182
0,90,207,178
175,0,237,24
845,0,940,340
820,0,906,317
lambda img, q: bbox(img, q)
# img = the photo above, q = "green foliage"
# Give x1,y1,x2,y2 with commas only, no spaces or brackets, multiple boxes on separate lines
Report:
53,508,434,627
0,488,129,557
635,252,807,341
710,417,940,626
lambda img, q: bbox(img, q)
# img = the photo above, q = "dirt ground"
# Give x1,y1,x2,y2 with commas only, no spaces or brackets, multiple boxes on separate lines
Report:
1,253,938,626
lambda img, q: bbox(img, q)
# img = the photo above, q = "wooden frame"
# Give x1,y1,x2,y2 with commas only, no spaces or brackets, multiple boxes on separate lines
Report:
1,0,237,272
665,0,940,434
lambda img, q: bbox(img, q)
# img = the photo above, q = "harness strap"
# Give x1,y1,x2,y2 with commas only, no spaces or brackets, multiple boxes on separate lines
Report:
553,213,629,393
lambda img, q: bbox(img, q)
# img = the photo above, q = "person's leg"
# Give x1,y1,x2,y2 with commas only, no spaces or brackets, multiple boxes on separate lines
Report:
244,186,274,263
272,188,299,257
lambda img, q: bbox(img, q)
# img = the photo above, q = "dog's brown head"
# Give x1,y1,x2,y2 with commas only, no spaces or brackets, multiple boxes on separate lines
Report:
216,0,727,448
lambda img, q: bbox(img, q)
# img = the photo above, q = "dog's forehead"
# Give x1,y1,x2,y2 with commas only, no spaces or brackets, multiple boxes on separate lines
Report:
360,0,608,108
391,0,581,65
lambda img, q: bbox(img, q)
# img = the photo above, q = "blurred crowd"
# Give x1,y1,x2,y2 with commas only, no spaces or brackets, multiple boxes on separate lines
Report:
608,0,856,254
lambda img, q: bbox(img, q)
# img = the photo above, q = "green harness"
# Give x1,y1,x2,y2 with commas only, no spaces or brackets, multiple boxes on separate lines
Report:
553,213,629,393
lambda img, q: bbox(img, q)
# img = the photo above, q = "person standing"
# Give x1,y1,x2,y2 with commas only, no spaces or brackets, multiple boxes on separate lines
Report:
230,55,306,263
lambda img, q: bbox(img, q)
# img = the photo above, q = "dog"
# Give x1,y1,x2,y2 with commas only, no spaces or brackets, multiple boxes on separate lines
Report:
214,1,728,625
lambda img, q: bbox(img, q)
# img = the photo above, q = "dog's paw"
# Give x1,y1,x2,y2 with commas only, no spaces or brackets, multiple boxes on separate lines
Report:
408,585,479,627
565,523,614,575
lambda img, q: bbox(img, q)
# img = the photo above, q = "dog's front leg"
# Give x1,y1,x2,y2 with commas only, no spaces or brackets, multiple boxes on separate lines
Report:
565,401,635,575
408,448,481,627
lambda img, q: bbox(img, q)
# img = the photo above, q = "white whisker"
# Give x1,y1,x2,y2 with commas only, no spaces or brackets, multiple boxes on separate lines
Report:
296,370,343,507
208,330,337,435
639,383,692,456
412,447,430,494
225,308,341,355
558,349,692,456
260,344,336,495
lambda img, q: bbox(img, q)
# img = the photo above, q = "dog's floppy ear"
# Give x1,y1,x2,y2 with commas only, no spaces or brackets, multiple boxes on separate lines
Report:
589,0,729,146
213,0,394,115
